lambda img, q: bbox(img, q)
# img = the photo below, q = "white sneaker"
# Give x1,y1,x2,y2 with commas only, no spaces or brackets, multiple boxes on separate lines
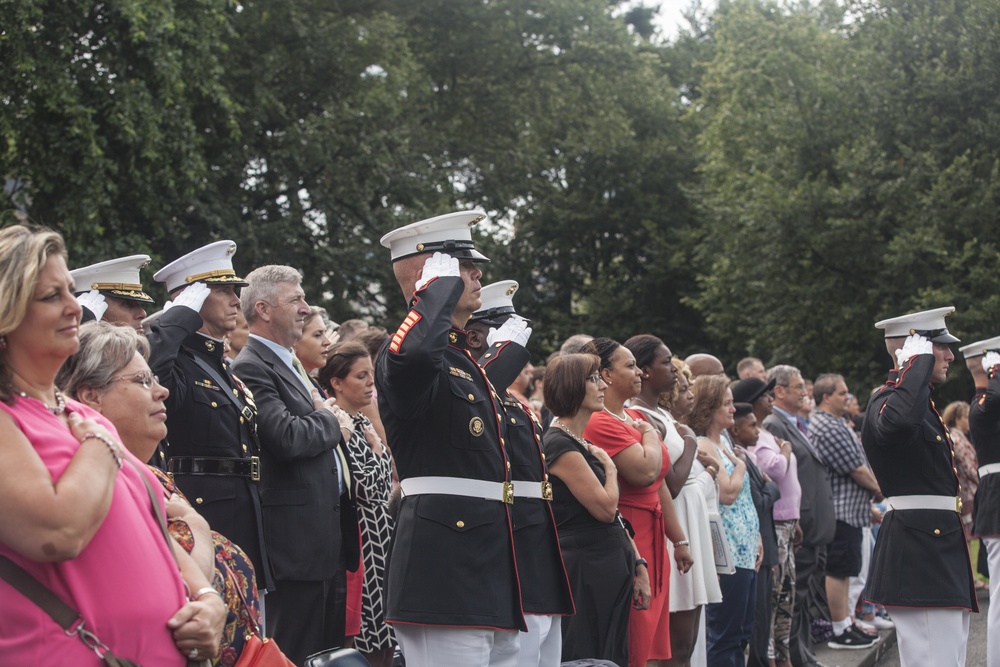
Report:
854,619,879,635
870,614,894,630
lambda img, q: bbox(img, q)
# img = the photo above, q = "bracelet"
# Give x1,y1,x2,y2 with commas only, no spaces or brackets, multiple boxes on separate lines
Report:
634,557,648,572
674,539,690,548
81,432,123,469
193,586,223,601
706,465,718,479
682,434,698,442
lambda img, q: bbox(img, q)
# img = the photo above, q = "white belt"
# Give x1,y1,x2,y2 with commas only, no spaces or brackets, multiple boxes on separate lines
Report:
511,480,553,501
400,477,553,503
885,495,962,513
979,462,1000,477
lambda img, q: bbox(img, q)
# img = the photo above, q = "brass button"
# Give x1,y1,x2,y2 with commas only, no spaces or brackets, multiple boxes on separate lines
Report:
510,417,517,424
541,453,546,460
954,467,959,475
211,401,218,408
484,353,492,359
500,438,505,446
195,498,204,505
233,389,239,396
456,520,465,528
240,416,245,424
468,393,475,401
496,414,502,422
242,444,248,453
936,435,942,441
934,528,941,535
506,461,511,470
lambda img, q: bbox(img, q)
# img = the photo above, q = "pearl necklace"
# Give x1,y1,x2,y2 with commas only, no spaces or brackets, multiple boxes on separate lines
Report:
17,387,67,416
552,418,591,447
603,407,628,422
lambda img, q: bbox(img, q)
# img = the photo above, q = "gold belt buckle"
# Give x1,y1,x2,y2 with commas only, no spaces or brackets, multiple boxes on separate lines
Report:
541,481,553,501
250,456,260,482
502,481,514,504
956,496,963,513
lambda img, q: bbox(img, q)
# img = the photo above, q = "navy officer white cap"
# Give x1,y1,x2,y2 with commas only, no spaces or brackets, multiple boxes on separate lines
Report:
959,335,1000,360
153,240,248,293
874,306,960,344
380,210,491,263
469,280,519,326
70,254,154,304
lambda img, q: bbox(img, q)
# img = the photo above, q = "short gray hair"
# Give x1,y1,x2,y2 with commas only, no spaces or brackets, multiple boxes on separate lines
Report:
766,364,801,388
240,265,303,326
58,322,149,398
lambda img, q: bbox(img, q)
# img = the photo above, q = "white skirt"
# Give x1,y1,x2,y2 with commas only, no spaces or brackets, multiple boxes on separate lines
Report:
668,477,723,611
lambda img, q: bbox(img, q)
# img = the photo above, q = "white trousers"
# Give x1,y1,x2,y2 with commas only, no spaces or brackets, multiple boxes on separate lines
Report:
394,624,520,667
889,607,969,667
517,615,562,667
986,537,1000,667
848,526,873,615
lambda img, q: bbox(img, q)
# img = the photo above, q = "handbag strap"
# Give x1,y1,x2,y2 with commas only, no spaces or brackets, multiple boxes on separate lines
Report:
0,554,79,630
124,456,180,570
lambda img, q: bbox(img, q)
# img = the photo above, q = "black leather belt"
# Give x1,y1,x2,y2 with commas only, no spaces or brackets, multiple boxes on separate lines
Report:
168,456,260,481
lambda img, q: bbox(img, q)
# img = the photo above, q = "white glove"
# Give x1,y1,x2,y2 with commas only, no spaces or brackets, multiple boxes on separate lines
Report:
76,290,108,321
894,333,933,366
414,252,460,291
164,282,211,313
487,315,532,347
983,351,1000,372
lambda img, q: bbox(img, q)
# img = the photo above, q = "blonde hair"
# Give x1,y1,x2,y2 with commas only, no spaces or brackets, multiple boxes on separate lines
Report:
0,225,68,402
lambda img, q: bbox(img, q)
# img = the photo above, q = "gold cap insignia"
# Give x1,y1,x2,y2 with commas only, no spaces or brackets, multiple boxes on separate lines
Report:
505,284,517,296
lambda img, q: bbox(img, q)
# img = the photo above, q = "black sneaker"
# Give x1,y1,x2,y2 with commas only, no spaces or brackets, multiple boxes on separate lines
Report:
827,624,880,650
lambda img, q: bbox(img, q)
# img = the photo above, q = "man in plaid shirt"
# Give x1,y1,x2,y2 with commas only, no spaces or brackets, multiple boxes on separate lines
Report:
809,374,882,650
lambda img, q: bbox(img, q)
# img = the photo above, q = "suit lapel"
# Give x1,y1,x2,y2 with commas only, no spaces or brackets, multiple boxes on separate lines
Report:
247,337,314,404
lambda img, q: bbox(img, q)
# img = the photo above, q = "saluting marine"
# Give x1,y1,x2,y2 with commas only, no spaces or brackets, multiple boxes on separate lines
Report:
861,307,978,667
376,212,525,667
71,255,156,333
959,334,1000,665
147,241,272,591
469,280,574,667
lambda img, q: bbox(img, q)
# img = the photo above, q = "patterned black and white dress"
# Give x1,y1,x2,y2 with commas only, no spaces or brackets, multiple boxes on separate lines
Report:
346,414,396,652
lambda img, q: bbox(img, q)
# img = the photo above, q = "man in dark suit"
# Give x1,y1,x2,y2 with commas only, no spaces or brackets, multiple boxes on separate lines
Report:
863,308,977,666
231,264,357,666
763,364,835,667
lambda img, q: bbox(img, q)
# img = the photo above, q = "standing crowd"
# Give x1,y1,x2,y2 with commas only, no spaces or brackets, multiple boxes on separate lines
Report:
0,211,990,667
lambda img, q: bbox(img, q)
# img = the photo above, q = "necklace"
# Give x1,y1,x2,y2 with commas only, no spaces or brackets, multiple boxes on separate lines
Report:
630,395,663,412
552,418,591,447
16,387,67,416
603,407,628,422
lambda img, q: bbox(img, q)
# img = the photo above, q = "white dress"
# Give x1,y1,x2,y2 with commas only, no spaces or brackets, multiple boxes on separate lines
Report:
632,405,723,611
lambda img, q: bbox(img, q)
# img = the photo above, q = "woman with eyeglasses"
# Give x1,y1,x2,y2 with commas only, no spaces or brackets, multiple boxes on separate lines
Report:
541,353,649,667
625,335,721,667
0,226,224,665
319,341,396,667
59,321,257,665
584,338,694,667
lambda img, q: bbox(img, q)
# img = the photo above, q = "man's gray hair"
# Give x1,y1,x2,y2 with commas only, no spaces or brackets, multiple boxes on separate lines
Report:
767,364,801,388
241,265,303,326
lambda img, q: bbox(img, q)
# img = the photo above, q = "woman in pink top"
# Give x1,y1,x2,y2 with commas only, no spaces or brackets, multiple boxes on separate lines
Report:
584,337,693,667
0,226,225,665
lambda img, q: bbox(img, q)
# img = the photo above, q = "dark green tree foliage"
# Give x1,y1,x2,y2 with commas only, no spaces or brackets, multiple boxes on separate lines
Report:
688,0,1000,397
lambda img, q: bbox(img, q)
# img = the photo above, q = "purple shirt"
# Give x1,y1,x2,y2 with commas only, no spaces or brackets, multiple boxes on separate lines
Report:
753,427,801,520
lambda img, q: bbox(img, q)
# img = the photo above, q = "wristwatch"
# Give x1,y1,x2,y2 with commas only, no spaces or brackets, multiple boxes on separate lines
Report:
634,558,648,573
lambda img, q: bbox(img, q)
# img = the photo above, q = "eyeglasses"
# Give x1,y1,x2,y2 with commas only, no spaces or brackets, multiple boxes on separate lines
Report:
586,372,602,385
109,371,159,389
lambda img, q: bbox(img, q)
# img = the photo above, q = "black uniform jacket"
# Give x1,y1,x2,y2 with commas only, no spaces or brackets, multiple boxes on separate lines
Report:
970,366,1000,537
148,306,272,589
480,341,575,616
232,337,358,582
375,276,525,630
762,413,835,548
861,355,978,610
